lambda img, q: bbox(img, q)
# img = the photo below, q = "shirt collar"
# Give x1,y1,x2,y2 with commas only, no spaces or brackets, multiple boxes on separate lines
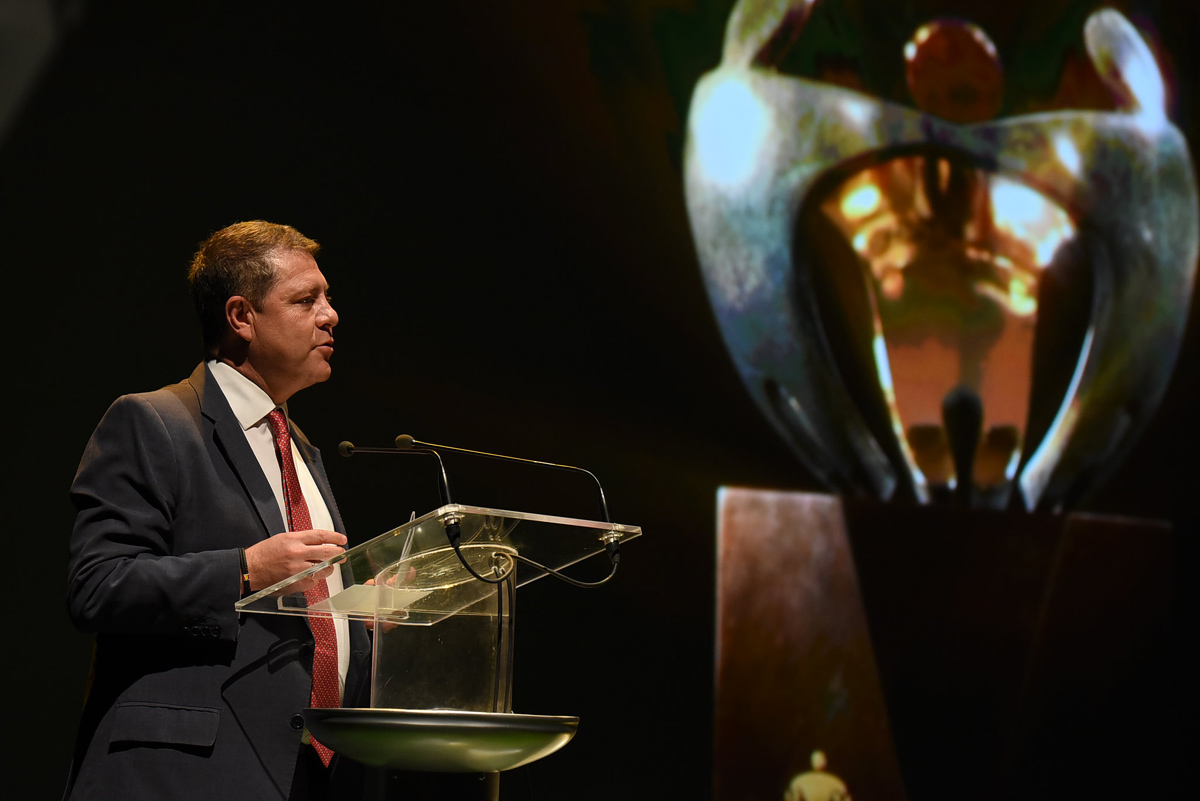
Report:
208,359,284,431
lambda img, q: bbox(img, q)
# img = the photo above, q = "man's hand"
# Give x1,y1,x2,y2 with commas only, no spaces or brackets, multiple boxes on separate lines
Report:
245,529,347,592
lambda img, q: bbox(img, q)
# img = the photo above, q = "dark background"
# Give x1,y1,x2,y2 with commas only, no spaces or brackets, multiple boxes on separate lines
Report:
4,1,1197,798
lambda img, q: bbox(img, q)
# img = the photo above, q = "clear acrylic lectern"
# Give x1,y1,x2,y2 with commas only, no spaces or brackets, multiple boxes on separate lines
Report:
235,503,641,782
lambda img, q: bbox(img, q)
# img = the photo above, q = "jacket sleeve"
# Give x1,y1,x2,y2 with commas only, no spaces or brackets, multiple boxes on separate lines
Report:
67,393,242,641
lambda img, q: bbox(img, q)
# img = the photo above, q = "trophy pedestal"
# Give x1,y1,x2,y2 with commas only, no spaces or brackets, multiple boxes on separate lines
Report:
714,488,1174,801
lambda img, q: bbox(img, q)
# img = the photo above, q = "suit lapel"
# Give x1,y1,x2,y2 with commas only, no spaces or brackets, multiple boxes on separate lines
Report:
193,363,286,539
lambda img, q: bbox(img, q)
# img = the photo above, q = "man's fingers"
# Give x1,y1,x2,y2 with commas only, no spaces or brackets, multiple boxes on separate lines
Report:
248,530,348,592
298,529,347,547
308,545,345,565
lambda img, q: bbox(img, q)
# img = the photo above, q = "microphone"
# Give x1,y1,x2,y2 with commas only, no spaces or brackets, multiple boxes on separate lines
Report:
345,435,622,587
393,434,611,524
394,435,621,586
337,440,454,507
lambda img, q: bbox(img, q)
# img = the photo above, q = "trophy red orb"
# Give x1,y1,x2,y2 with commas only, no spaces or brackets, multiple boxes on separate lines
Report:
905,19,1004,124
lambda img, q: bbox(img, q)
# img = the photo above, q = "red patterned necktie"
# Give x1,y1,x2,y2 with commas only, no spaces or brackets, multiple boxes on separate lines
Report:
267,409,338,767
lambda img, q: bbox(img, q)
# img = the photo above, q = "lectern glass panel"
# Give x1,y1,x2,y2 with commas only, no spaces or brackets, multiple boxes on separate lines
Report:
370,547,516,712
235,504,640,626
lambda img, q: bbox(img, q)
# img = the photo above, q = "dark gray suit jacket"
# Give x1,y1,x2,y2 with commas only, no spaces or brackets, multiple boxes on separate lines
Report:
64,363,371,800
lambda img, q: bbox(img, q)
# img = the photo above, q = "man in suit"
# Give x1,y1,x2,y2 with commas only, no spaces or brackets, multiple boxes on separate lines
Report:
65,221,371,800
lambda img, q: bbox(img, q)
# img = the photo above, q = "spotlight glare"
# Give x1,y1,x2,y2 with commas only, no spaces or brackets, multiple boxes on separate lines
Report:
693,76,772,189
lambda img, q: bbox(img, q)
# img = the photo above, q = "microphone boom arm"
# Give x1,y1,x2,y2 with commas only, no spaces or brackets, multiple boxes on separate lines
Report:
394,434,611,524
339,435,621,587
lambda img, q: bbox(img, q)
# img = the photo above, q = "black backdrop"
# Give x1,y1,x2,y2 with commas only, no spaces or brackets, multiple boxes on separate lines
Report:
5,2,1197,798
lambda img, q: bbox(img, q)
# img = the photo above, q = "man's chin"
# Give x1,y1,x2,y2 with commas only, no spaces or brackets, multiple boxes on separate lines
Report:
300,363,333,390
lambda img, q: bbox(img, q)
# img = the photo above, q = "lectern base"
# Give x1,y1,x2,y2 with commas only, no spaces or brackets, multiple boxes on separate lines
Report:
303,708,578,773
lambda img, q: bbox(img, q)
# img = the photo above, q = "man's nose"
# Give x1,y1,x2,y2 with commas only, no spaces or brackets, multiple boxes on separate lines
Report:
320,298,338,328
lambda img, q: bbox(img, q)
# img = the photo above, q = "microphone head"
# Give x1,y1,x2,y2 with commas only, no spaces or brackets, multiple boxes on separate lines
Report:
395,434,415,450
337,441,355,457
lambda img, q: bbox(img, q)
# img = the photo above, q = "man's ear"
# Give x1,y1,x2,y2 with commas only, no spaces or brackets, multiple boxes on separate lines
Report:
225,296,255,343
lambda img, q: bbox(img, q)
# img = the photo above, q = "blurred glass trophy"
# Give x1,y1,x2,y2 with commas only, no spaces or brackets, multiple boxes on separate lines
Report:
685,1,1192,796
684,0,1197,509
236,504,640,797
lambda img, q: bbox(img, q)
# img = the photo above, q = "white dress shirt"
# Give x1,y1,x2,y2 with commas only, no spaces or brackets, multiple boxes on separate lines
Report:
209,360,350,699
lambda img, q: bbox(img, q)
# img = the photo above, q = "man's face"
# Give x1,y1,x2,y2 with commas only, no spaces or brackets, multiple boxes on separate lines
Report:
243,249,338,403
